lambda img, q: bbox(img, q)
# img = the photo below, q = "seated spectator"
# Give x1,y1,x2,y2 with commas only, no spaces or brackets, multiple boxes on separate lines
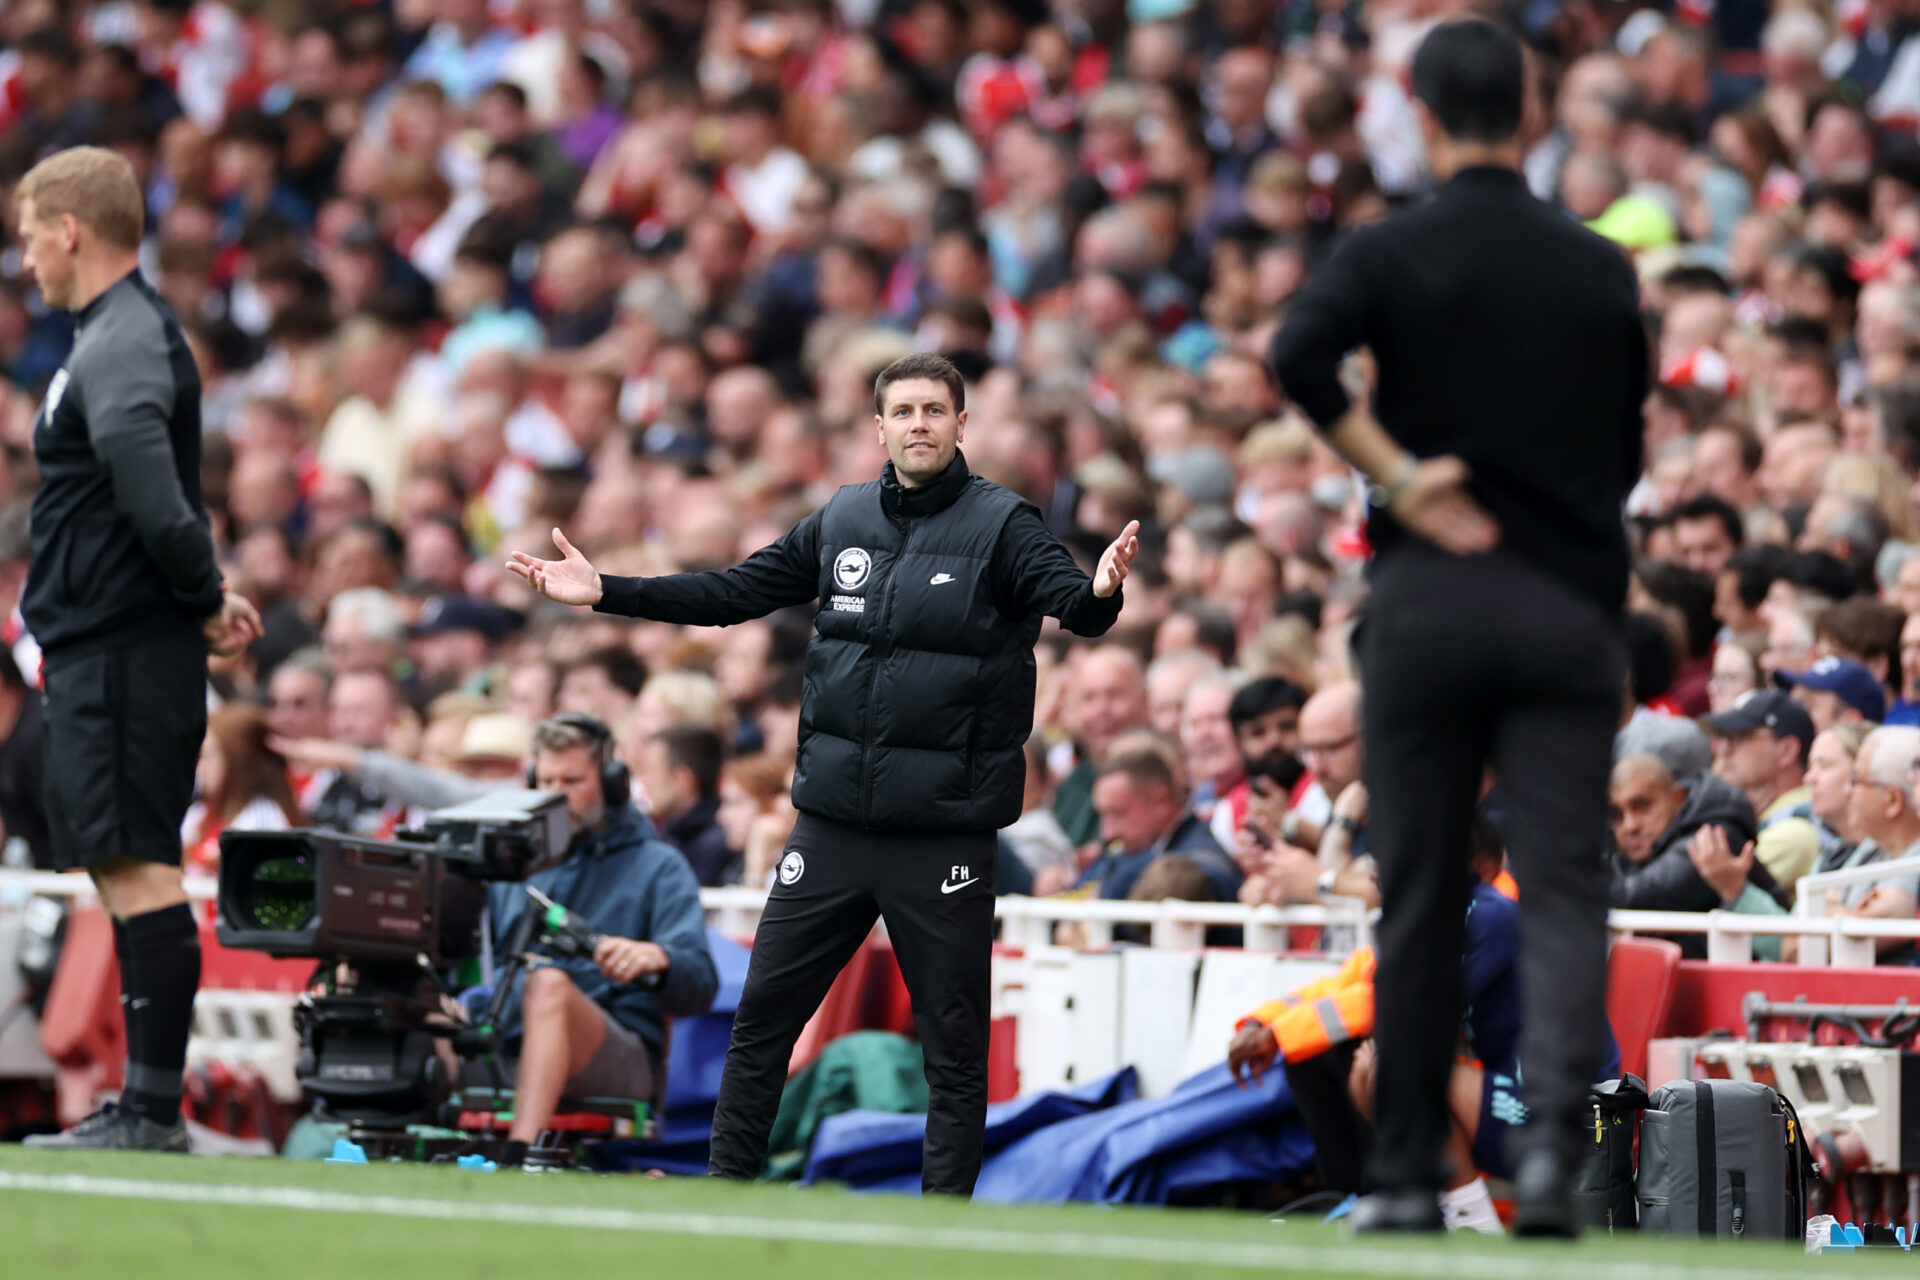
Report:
635,725,737,886
1706,635,1765,712
1227,823,1602,1233
464,714,718,1166
715,751,794,887
182,703,300,875
1069,744,1241,903
1702,690,1832,895
1608,753,1786,954
1214,674,1309,855
309,668,415,837
557,644,646,732
1778,654,1888,731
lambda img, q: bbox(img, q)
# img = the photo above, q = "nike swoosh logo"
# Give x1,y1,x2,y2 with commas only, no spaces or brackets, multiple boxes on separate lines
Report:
930,573,956,585
940,877,977,894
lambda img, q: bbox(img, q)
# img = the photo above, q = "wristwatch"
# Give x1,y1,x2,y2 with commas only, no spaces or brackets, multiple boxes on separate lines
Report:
1316,868,1339,898
1331,813,1363,836
1369,455,1418,509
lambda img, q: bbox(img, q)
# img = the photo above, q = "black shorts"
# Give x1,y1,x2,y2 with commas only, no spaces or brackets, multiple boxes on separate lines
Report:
43,625,206,872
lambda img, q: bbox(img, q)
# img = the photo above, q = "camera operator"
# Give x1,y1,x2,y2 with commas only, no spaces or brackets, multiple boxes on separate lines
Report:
473,713,717,1165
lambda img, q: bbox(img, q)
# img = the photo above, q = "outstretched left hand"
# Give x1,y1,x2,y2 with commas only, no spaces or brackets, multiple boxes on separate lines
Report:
1093,519,1140,599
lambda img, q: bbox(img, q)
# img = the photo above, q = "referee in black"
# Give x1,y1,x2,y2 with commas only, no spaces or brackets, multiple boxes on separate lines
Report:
1267,21,1645,1235
16,148,260,1151
511,352,1136,1194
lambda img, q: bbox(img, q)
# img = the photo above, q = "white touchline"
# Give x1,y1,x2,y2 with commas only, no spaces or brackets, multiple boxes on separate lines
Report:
0,1171,1816,1280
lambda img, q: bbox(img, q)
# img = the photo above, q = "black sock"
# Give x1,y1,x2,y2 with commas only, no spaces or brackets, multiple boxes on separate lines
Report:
501,1140,529,1167
113,917,144,1111
118,904,200,1127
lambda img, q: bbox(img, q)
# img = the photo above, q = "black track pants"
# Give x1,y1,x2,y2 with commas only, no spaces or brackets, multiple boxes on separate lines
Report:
708,812,998,1195
1361,544,1625,1194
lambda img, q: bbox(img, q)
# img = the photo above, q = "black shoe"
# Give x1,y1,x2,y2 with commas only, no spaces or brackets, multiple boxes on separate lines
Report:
1348,1189,1445,1234
1512,1148,1579,1239
21,1101,189,1152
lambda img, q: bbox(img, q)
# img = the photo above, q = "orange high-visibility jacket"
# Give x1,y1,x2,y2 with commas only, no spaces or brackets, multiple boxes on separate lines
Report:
1237,948,1376,1064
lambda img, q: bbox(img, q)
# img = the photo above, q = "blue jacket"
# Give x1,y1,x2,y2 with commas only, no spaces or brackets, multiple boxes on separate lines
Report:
484,803,718,1057
1079,808,1245,902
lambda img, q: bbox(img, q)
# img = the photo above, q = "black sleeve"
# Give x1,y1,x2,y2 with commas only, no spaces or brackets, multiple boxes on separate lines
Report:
78,334,222,618
991,504,1122,637
1606,835,1721,912
594,507,823,626
1265,229,1375,430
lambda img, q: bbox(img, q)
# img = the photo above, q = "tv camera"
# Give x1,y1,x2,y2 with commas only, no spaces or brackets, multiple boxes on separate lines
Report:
214,791,570,1128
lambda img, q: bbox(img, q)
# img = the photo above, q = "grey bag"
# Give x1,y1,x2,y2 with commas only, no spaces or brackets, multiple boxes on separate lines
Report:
1637,1079,1808,1240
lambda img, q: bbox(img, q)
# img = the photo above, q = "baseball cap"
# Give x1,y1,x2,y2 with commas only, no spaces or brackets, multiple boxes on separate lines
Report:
1775,656,1888,723
408,594,523,643
1699,689,1817,753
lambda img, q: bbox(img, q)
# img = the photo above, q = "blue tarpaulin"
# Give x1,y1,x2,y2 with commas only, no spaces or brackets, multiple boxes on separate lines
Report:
804,1062,1312,1205
801,1067,1141,1190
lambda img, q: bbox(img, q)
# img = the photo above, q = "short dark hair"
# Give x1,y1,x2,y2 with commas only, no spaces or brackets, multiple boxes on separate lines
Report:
1817,594,1905,681
1786,550,1858,601
1726,543,1791,611
568,645,646,697
1173,601,1238,667
1410,18,1523,145
873,352,966,415
652,724,724,797
1635,560,1717,661
1097,746,1178,794
1227,676,1308,731
1670,494,1745,550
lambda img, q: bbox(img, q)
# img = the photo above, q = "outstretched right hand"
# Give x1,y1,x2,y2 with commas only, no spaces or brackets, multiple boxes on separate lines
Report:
506,528,604,607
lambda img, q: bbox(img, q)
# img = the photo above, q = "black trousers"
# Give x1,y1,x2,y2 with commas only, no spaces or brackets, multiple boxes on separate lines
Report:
1359,544,1624,1193
708,812,997,1194
1281,1041,1372,1194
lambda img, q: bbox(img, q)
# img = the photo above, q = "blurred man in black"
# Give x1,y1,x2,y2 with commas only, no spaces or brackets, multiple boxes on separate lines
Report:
1267,20,1646,1236
16,147,259,1151
510,352,1138,1196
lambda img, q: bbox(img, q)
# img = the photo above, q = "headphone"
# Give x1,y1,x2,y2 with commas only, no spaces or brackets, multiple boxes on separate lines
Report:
528,712,631,804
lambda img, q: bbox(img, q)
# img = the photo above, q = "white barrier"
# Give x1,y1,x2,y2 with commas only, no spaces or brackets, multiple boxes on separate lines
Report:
14,872,1920,967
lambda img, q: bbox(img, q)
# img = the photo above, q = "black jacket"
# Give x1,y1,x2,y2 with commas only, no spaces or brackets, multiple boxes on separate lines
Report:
1609,771,1786,919
663,793,740,886
596,453,1121,831
1268,167,1648,613
25,272,222,652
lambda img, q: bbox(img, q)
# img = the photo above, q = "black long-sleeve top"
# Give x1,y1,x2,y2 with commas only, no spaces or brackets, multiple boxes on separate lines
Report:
1267,167,1649,612
595,473,1122,637
25,271,223,652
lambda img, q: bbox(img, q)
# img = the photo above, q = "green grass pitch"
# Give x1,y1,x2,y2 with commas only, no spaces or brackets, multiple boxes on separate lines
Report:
0,1145,1890,1279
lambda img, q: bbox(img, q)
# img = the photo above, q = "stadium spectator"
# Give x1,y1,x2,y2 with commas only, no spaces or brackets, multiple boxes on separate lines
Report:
1052,645,1150,847
635,724,735,887
473,713,717,1166
1701,689,1829,894
1778,655,1889,731
1069,743,1241,904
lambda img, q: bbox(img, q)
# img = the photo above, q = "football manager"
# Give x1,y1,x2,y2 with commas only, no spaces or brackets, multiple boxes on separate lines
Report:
511,351,1137,1195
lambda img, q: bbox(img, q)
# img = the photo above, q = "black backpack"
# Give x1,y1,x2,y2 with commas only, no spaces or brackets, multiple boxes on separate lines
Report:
1576,1073,1650,1232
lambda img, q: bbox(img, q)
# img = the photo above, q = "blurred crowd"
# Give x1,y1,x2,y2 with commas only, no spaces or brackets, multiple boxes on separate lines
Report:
0,0,1919,942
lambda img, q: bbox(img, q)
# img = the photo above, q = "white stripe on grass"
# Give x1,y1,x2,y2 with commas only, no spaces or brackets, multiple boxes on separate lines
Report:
0,1170,1816,1280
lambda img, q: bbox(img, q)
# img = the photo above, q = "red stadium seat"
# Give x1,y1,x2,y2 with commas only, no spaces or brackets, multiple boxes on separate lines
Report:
1606,937,1682,1081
